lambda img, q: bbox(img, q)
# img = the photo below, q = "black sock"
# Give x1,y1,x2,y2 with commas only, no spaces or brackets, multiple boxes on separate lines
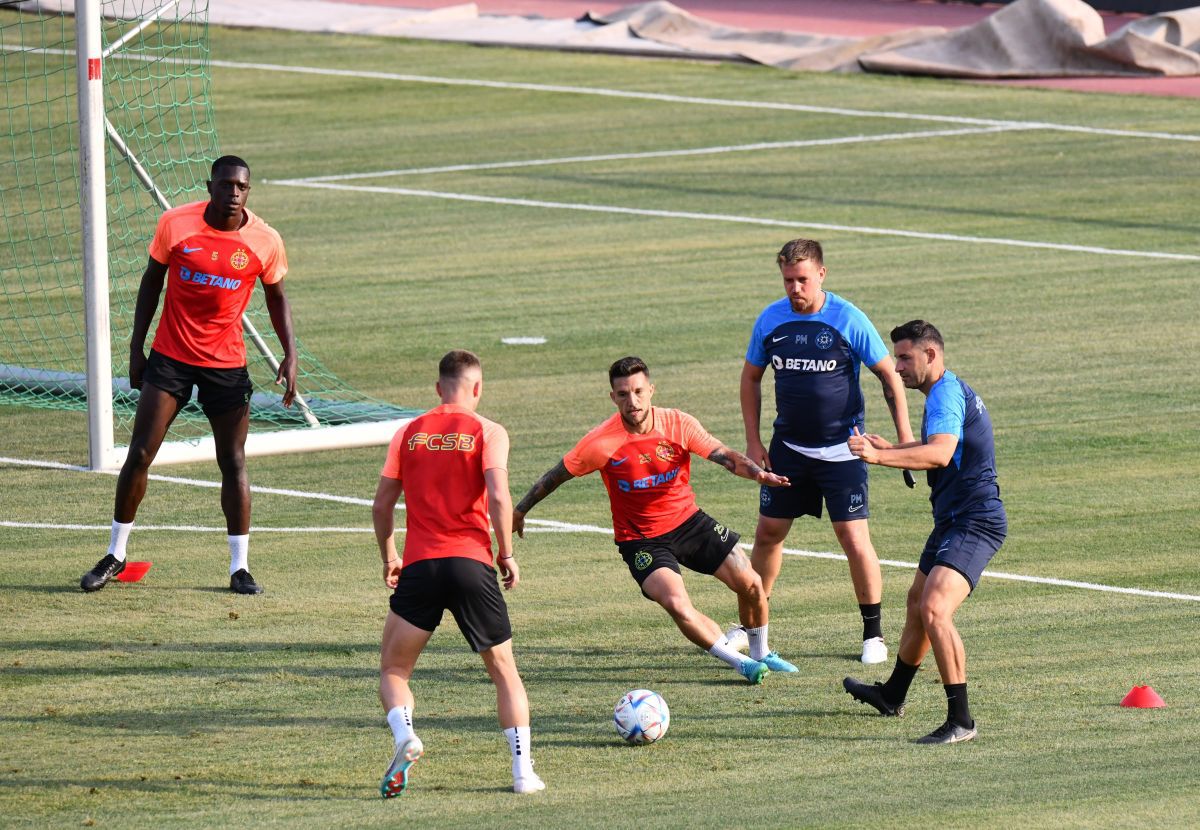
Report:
944,682,972,727
859,602,883,641
881,657,919,705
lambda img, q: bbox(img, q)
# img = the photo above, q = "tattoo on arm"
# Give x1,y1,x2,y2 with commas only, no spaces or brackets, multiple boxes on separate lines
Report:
707,447,764,480
515,460,574,514
873,364,902,424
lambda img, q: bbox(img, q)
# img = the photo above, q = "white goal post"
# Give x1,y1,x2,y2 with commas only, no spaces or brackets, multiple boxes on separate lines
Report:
1,0,415,470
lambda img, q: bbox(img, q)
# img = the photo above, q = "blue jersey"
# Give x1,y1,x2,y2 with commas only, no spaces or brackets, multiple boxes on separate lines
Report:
923,370,1004,524
746,292,889,448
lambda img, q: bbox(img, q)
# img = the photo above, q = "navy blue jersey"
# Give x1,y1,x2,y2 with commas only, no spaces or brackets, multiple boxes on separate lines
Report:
923,370,1004,524
746,292,889,448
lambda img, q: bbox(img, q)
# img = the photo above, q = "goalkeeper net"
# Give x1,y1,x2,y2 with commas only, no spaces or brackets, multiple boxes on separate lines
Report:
1,0,416,468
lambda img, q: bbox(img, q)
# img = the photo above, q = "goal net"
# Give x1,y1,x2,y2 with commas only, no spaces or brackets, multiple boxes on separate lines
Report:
1,0,416,469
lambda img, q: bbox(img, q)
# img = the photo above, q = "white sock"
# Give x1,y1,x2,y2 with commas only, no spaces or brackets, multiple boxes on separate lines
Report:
108,520,133,562
504,725,534,778
747,625,769,660
228,534,249,575
708,637,749,669
386,705,414,745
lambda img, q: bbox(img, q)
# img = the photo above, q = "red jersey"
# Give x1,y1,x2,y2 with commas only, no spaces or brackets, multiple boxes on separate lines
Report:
381,404,509,567
563,407,723,542
148,200,288,368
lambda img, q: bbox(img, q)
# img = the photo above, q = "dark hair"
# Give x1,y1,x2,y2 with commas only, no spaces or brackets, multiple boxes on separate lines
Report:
211,155,250,177
890,320,944,350
608,356,649,386
438,349,481,381
776,238,824,267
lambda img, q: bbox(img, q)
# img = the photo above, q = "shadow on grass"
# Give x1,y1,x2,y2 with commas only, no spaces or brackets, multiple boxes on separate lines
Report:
0,773,367,801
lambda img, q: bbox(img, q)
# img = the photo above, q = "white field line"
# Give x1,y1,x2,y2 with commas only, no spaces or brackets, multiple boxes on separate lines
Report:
1,520,375,533
0,456,387,508
276,126,1027,184
205,59,1200,144
4,46,1199,143
267,180,1200,262
3,456,1199,603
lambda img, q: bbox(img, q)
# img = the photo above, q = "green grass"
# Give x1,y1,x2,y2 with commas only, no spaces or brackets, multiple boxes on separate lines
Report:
3,24,1200,829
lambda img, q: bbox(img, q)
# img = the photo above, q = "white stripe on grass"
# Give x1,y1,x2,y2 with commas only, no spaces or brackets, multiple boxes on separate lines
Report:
266,180,1200,262
273,126,1027,183
202,58,1200,144
6,46,1198,143
4,456,1198,603
1,520,375,533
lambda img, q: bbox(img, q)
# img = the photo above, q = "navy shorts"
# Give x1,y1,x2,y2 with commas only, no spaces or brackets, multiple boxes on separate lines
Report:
617,510,740,597
919,512,1007,592
758,436,869,522
143,349,252,417
389,557,512,652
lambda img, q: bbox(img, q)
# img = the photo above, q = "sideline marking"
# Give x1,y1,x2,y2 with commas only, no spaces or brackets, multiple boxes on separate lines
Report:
1,520,376,533
6,47,1198,142
276,126,1027,183
203,57,1200,143
4,456,1198,603
267,180,1200,262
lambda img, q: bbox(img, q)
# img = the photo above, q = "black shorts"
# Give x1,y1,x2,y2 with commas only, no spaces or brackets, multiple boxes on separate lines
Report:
143,349,252,417
617,510,740,596
758,435,869,522
919,512,1007,592
389,557,512,652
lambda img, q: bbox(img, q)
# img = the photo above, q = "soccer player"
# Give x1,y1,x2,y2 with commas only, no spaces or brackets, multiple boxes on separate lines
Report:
513,356,795,684
739,239,913,664
374,350,544,797
79,156,296,595
842,321,1006,744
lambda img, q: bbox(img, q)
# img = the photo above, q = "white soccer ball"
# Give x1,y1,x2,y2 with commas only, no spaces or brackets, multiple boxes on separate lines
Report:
613,689,670,744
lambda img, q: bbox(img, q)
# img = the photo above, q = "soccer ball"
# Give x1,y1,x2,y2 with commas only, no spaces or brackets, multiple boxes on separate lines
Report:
613,689,670,744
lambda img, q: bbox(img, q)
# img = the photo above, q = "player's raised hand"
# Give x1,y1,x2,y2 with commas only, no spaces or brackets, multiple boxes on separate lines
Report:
498,555,519,590
848,426,878,463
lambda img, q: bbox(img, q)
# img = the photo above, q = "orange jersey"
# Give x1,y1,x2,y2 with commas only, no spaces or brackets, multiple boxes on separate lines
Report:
148,200,288,368
381,404,509,567
563,407,723,542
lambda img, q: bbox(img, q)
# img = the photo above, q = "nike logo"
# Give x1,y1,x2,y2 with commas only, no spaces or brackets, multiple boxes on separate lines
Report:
611,457,628,466
182,246,203,254
772,335,788,343
847,504,863,513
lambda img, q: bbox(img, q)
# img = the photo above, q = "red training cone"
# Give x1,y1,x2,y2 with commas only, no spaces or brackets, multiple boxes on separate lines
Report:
1120,685,1165,708
115,561,152,583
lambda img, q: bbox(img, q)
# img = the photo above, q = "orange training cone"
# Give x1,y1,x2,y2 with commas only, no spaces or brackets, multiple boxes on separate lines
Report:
1120,685,1166,708
115,561,152,583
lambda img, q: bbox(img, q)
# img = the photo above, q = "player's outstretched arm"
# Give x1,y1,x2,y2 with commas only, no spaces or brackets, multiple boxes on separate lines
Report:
372,475,405,588
707,445,789,487
849,429,957,471
262,281,297,407
485,468,519,590
128,258,168,388
513,459,575,538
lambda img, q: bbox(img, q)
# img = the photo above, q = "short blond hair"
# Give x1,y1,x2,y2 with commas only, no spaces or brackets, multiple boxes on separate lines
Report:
776,238,824,267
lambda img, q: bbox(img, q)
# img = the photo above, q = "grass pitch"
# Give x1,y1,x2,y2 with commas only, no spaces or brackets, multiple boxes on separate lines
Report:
2,23,1200,829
